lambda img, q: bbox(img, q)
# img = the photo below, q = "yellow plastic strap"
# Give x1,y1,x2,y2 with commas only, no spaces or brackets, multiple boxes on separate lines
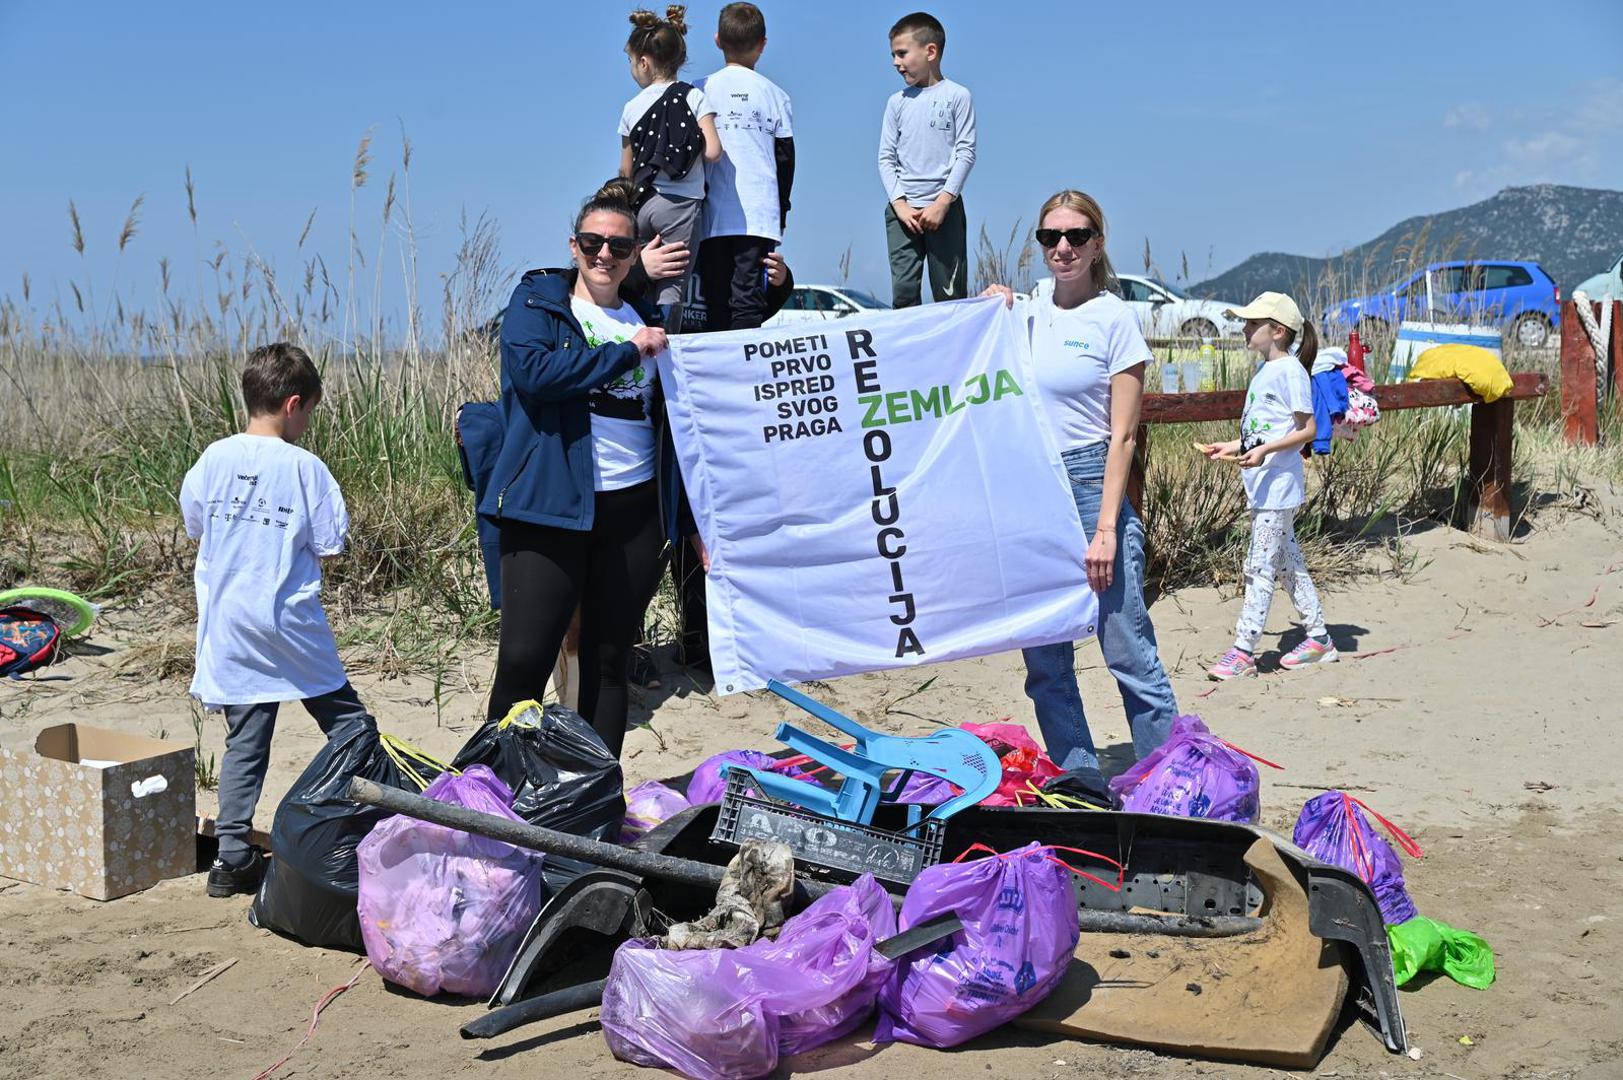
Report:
497,699,546,731
1022,779,1100,811
379,732,456,791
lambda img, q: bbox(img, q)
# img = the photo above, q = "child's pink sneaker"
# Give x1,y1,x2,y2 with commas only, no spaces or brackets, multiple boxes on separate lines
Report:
1207,648,1257,681
1280,637,1339,669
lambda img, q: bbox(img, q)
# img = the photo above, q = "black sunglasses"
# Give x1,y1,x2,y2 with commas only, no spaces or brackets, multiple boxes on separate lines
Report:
1035,227,1099,249
575,232,637,259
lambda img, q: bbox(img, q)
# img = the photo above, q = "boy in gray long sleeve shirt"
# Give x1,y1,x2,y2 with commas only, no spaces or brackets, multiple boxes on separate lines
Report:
877,12,976,308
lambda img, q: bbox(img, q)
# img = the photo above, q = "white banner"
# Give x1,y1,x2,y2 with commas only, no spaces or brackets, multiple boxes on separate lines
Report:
660,296,1097,694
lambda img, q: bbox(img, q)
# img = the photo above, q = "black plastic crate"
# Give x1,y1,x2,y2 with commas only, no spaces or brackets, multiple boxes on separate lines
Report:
708,771,944,889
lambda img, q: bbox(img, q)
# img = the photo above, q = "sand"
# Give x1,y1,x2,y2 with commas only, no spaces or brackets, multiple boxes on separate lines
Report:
2,485,1621,1080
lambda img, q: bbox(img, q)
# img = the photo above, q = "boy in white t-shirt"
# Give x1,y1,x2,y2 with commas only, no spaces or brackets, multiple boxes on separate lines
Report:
180,343,375,897
694,2,794,331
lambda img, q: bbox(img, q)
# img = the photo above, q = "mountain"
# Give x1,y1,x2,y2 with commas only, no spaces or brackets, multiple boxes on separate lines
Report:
1189,185,1623,301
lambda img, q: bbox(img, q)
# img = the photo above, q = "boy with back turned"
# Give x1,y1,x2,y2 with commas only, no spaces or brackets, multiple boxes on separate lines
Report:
696,1,795,333
877,11,976,308
180,343,376,898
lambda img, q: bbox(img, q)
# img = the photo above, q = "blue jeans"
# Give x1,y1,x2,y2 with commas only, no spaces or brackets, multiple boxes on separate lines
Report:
1023,443,1178,771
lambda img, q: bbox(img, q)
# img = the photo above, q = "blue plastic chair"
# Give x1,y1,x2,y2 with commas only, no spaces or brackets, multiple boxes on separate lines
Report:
724,679,1001,829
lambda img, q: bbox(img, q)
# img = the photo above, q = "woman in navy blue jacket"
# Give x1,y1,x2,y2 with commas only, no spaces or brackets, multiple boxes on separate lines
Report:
479,187,673,755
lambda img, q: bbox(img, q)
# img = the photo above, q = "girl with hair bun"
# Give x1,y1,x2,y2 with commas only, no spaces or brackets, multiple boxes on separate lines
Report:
618,5,721,321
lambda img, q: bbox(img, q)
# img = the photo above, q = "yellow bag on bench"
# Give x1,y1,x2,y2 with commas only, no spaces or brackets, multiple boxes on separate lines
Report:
1408,344,1514,403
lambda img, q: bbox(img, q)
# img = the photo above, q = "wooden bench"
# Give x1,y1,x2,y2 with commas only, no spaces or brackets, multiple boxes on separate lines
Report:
1128,371,1549,542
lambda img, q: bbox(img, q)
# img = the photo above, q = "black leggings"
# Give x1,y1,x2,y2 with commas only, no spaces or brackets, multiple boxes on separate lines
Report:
487,481,665,756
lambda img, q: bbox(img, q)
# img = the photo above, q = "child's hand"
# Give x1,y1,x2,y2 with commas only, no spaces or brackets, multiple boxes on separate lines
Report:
763,250,788,287
641,234,690,280
891,198,921,234
918,198,951,232
1238,445,1269,468
980,284,1015,308
632,326,669,357
1195,440,1241,461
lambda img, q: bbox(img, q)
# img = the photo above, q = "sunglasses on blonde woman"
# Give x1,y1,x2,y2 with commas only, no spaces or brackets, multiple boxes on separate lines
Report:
1035,227,1098,249
575,232,637,259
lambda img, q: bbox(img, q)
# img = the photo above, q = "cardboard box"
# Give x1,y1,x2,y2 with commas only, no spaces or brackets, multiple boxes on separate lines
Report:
0,723,196,900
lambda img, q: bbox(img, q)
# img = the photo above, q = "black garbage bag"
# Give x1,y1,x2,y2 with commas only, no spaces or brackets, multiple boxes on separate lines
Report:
250,723,445,952
452,700,625,891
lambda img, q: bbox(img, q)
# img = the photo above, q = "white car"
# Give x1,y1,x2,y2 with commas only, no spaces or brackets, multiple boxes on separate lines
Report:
763,284,891,328
1117,275,1245,339
1031,275,1243,338
1574,254,1623,302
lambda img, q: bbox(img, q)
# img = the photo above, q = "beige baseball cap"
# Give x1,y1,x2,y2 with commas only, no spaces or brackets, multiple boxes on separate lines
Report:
1224,292,1304,333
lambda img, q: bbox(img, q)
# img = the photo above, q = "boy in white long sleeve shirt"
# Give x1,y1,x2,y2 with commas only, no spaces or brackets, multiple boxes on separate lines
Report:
877,11,976,308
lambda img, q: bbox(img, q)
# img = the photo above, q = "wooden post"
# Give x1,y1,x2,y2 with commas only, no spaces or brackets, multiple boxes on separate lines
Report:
1127,422,1148,516
1559,300,1599,446
1467,399,1514,541
1612,299,1622,414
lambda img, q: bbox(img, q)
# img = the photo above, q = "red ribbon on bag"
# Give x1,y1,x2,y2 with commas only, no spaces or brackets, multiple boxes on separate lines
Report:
1339,791,1423,883
1217,738,1286,770
952,842,1124,893
1344,792,1424,857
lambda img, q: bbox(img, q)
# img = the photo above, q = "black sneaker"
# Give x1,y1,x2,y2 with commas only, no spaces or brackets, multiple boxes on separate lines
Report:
1042,767,1113,810
207,850,266,898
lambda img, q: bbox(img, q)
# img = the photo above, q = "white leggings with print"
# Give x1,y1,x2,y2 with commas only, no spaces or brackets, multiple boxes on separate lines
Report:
1234,508,1327,652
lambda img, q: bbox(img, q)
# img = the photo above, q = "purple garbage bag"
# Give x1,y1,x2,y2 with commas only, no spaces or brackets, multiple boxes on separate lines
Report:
357,765,543,998
685,750,815,805
766,873,897,1054
876,842,1080,1048
1293,790,1420,925
889,770,960,805
600,874,896,1080
1107,714,1260,822
620,780,691,845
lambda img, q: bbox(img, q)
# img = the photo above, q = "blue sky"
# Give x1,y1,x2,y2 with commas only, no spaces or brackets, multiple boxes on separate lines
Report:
4,0,1621,336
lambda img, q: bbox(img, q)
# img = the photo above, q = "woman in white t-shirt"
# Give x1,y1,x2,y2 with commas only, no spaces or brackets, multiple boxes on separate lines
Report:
1199,291,1336,680
485,187,673,758
983,190,1178,803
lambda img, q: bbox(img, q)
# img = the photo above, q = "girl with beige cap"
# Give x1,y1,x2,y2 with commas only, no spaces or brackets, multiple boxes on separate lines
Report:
1200,291,1336,679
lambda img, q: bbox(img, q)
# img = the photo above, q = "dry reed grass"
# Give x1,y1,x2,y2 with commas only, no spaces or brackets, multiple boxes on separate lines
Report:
2,138,1616,685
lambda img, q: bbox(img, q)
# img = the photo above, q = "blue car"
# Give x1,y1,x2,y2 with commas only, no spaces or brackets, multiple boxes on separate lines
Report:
1325,260,1560,349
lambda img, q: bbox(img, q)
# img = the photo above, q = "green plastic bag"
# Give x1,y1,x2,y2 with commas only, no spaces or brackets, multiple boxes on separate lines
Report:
1387,916,1494,989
